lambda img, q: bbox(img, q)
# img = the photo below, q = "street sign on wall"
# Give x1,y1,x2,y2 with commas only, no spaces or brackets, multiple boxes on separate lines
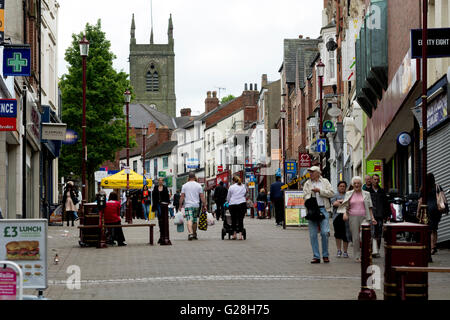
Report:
411,28,450,59
3,45,31,77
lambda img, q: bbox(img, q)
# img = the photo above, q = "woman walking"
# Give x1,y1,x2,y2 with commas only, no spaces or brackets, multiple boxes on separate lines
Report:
104,192,127,246
62,181,79,227
141,185,151,221
339,176,377,262
227,176,248,240
331,181,350,258
417,173,447,255
256,188,268,219
152,178,170,235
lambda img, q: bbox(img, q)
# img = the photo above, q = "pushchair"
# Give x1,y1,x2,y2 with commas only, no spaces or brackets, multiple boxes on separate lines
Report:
221,202,246,240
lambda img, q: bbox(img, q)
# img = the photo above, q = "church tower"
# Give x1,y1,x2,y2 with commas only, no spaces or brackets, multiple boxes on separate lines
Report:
129,13,176,117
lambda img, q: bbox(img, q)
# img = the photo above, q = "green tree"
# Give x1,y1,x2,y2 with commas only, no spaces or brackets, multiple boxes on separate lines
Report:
59,20,135,201
221,94,236,104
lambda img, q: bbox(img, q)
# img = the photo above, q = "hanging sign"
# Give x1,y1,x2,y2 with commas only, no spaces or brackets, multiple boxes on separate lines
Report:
322,120,336,133
411,28,450,59
3,45,31,77
0,99,17,132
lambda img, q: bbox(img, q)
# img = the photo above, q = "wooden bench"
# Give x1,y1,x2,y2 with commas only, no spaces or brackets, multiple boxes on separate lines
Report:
78,223,156,246
392,266,450,300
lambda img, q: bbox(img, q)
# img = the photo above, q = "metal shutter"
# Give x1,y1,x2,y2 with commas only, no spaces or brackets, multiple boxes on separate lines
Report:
428,123,450,243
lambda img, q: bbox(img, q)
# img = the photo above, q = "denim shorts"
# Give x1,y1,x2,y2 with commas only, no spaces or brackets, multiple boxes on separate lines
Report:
185,207,200,223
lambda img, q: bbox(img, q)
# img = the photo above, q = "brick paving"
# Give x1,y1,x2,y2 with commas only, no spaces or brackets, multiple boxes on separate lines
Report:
25,216,450,300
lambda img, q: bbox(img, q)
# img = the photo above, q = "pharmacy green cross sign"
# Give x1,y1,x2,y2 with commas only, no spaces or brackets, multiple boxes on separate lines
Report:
7,53,28,73
3,45,31,77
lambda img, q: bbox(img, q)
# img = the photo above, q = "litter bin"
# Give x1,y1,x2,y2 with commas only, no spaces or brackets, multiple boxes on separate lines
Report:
384,222,429,300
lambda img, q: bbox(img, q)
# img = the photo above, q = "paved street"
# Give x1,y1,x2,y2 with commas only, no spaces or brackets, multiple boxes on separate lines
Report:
22,216,450,300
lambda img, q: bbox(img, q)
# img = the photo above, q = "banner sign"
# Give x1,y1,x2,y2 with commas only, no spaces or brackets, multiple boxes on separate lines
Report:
0,99,17,132
0,0,4,43
411,28,450,59
3,45,31,77
0,219,48,290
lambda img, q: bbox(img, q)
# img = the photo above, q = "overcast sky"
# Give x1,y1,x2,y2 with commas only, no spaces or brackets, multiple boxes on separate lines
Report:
58,0,323,116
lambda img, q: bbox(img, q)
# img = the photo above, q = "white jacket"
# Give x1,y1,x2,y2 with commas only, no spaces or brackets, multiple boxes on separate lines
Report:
337,190,373,221
303,177,335,212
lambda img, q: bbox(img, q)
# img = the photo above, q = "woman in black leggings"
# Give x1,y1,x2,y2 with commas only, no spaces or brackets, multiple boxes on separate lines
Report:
226,176,248,240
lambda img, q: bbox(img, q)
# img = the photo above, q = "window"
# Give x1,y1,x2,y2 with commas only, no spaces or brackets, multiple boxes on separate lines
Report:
154,159,158,178
328,39,336,79
133,160,138,173
146,64,159,92
145,160,150,174
212,132,215,151
163,156,169,169
207,134,210,152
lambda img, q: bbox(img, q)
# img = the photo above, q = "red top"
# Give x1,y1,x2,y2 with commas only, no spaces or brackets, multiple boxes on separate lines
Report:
103,200,121,224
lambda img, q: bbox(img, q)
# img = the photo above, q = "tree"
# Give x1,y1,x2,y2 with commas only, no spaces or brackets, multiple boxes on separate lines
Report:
221,94,236,104
59,20,135,201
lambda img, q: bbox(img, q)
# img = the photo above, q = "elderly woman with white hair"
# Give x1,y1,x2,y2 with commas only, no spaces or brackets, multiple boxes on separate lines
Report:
338,176,377,262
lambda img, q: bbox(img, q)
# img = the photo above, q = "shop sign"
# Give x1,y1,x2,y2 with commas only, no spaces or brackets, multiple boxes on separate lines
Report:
322,120,336,133
0,219,48,289
158,171,166,178
397,132,412,147
285,161,297,175
41,123,67,141
0,99,17,131
216,172,229,187
411,28,450,59
186,158,199,169
3,45,31,77
366,160,383,187
206,179,216,190
298,153,312,168
62,129,79,145
412,93,448,132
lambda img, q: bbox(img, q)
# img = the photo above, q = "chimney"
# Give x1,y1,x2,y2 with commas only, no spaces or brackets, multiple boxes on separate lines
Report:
245,83,248,91
205,91,219,113
299,35,303,39
262,74,268,87
157,126,171,144
250,84,253,90
180,108,191,117
254,83,258,91
148,121,157,135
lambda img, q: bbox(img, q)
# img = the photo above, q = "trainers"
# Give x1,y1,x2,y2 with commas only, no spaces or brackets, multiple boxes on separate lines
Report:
188,234,193,241
193,234,198,240
343,252,349,258
337,250,342,258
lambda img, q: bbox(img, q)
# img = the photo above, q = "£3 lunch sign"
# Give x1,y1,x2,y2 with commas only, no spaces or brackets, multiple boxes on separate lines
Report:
0,220,47,290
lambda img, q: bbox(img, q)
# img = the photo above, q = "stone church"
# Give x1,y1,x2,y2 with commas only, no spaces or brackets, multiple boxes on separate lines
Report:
129,14,176,118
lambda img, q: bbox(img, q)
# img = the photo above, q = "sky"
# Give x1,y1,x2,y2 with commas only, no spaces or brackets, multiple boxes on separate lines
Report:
58,0,323,116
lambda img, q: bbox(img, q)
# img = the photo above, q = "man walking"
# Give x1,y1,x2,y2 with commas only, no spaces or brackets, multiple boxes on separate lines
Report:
173,189,181,213
270,175,284,226
213,181,228,221
179,172,207,241
363,175,372,191
303,166,335,263
368,174,390,258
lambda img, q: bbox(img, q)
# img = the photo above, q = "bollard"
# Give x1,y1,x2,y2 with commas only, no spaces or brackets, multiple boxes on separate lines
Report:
97,208,107,249
358,223,377,300
159,203,172,245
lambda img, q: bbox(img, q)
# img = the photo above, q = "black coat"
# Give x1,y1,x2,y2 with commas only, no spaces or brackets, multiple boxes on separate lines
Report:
368,186,390,219
214,185,228,203
173,192,181,208
257,192,268,203
152,186,170,211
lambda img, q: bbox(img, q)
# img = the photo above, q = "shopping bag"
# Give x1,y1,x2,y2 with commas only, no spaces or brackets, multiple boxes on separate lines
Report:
177,222,185,233
198,211,208,231
207,212,215,226
174,211,184,225
149,207,155,220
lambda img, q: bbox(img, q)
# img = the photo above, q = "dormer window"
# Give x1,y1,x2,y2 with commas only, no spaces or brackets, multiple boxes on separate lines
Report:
146,64,159,92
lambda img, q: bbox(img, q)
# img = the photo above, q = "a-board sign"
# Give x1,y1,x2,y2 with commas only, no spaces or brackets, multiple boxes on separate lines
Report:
284,191,308,227
0,220,47,289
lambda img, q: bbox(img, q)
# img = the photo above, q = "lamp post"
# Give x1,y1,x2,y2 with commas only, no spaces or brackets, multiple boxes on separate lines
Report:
280,108,287,184
316,59,325,172
124,89,132,224
79,35,89,203
142,126,147,178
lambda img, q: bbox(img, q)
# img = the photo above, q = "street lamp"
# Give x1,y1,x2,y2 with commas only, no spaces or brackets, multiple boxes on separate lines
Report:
124,89,132,224
316,59,325,172
142,126,147,179
79,35,89,203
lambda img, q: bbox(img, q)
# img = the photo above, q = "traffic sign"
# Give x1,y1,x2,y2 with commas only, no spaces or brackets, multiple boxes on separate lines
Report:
3,45,31,77
317,139,327,153
218,165,223,172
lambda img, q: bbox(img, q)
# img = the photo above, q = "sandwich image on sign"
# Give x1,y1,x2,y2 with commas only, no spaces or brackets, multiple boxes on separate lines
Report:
6,241,40,260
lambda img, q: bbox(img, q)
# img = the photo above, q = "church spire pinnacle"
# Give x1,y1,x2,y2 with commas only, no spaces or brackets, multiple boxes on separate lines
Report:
131,13,136,44
168,13,173,43
150,0,154,44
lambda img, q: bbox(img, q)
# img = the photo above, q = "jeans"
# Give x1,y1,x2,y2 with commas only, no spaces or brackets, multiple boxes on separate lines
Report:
308,208,330,259
142,203,150,220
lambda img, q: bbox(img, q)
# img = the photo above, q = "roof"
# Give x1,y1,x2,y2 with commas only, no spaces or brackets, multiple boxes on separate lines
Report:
146,140,178,159
297,46,320,89
125,104,176,129
282,38,321,83
175,116,194,128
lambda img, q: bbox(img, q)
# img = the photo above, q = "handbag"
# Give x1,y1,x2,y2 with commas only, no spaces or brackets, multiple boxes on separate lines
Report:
246,199,254,209
304,197,325,222
436,185,449,214
198,210,208,231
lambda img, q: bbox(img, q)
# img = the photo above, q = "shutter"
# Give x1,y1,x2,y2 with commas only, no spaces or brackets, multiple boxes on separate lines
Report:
428,123,450,243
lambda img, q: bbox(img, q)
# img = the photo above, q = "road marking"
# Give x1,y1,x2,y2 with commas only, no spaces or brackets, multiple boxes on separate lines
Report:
48,274,361,286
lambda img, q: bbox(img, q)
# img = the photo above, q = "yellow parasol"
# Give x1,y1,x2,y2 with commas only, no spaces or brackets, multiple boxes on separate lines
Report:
101,169,152,189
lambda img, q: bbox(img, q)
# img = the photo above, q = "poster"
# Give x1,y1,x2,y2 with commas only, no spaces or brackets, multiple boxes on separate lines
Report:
0,220,47,289
284,191,308,226
366,160,383,187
